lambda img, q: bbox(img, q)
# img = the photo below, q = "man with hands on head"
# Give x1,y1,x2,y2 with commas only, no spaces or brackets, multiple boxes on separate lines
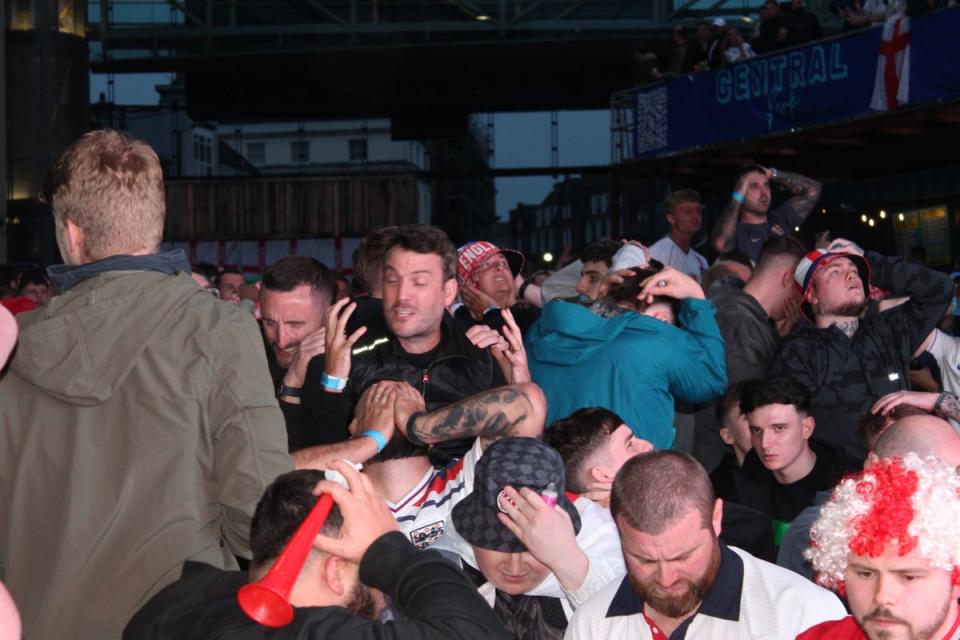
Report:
124,461,512,639
768,238,954,462
527,263,727,449
454,240,542,335
436,437,625,639
711,164,821,263
299,375,546,549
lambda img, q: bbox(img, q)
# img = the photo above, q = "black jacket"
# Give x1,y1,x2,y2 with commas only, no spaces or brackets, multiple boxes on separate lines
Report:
123,532,511,640
768,252,953,461
453,303,541,336
296,311,506,454
274,297,391,451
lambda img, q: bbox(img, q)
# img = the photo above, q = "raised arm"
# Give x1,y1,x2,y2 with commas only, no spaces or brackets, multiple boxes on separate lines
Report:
773,170,821,225
711,196,743,255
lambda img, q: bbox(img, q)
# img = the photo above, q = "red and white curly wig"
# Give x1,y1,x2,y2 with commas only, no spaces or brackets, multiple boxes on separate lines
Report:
805,454,960,592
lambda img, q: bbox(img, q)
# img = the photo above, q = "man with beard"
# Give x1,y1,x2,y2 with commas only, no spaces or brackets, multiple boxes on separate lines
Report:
566,451,845,639
798,454,960,640
711,164,821,263
124,462,511,639
259,256,337,449
768,239,953,462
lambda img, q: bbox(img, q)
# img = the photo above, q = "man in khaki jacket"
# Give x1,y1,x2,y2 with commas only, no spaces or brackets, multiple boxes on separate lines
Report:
0,130,292,639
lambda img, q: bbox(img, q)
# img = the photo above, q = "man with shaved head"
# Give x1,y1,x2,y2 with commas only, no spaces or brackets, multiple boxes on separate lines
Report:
778,412,960,580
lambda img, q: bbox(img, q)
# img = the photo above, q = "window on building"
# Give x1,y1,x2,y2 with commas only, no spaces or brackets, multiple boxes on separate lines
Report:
349,139,368,162
246,142,265,164
291,140,310,164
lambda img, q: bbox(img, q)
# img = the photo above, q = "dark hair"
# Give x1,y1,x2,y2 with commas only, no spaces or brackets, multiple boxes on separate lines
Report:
736,163,766,181
16,269,50,293
386,224,457,281
739,376,811,416
192,261,220,282
580,239,621,268
611,451,715,535
715,381,748,428
755,236,806,273
857,404,928,451
353,226,398,296
250,470,344,567
545,408,626,493
262,255,336,304
605,262,682,319
215,269,245,287
664,189,701,215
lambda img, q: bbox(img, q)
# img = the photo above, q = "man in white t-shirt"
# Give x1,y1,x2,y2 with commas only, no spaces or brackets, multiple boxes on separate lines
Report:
355,379,547,549
566,451,845,639
648,190,709,282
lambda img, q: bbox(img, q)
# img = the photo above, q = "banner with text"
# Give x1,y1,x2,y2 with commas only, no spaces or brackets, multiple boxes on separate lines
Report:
629,9,960,160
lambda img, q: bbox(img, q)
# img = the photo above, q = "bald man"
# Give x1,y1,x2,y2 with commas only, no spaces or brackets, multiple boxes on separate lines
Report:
778,413,960,579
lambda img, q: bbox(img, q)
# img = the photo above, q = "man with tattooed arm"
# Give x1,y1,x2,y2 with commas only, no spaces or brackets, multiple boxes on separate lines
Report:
711,164,821,263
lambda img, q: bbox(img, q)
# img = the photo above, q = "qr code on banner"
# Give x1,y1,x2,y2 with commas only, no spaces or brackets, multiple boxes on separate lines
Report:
634,88,668,154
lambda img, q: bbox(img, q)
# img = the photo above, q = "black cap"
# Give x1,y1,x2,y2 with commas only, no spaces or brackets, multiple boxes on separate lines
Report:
452,437,581,553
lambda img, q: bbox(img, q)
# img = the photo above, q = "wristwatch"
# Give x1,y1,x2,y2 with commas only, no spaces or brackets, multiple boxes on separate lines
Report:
277,383,302,399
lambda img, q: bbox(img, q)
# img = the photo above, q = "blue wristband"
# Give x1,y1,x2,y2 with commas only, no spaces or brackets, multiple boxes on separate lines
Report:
731,191,745,204
321,372,348,391
360,430,387,453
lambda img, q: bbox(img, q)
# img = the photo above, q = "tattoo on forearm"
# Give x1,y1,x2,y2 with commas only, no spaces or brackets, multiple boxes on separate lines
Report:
935,393,960,423
776,172,821,223
832,319,859,337
411,388,531,443
712,199,741,252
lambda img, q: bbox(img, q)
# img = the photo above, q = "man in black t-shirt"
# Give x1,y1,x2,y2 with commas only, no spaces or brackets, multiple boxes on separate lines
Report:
733,376,859,547
711,164,821,263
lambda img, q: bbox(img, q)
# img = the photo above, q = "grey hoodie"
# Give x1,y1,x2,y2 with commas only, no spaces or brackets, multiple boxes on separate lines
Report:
0,256,292,639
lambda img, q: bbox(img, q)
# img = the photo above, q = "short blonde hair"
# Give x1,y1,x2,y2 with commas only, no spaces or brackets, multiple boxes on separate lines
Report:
43,129,165,260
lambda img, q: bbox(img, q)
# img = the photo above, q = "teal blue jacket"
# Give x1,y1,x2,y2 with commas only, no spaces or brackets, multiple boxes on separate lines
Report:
526,298,727,449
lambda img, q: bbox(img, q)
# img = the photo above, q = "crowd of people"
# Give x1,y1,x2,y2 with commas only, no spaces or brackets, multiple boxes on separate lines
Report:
2,129,960,640
641,0,957,80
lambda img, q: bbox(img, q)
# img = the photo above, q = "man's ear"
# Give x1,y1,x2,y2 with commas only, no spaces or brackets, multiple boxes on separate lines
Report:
719,426,735,446
711,498,724,537
323,555,347,597
806,282,819,307
444,278,458,308
801,415,815,440
651,309,672,324
590,465,616,484
61,218,88,264
781,268,794,289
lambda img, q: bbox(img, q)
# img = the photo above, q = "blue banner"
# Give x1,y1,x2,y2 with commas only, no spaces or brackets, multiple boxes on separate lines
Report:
629,9,960,160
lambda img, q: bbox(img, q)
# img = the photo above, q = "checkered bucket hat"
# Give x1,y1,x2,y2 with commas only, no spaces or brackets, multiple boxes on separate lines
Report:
451,437,581,553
